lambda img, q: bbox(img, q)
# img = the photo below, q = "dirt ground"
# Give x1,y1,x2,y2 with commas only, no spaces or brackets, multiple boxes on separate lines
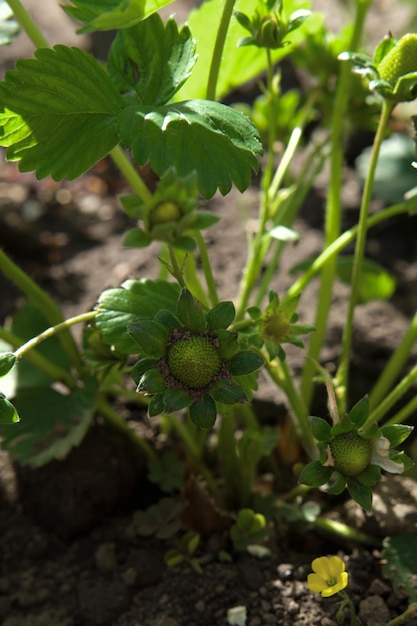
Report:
1,1,417,625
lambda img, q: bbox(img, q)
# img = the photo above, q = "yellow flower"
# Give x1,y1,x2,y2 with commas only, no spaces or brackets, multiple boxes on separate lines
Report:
307,556,349,598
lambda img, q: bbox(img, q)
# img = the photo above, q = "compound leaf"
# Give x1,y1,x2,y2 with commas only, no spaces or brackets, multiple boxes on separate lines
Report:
1,377,97,467
118,99,262,197
0,45,123,180
108,14,196,105
96,279,180,354
63,0,175,33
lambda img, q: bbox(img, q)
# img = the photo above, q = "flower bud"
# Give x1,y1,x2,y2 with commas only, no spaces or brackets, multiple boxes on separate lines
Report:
378,33,417,87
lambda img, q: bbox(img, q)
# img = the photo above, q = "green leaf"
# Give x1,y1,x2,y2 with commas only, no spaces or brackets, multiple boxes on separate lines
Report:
228,350,264,376
336,256,396,303
148,392,165,417
346,477,372,511
63,0,175,33
0,0,19,46
189,394,217,428
206,301,235,331
118,99,262,198
210,379,248,405
1,378,97,467
96,279,180,354
137,368,166,394
382,534,417,602
356,464,381,487
131,357,159,384
191,211,220,230
163,388,192,414
128,320,168,358
0,46,123,180
12,302,72,390
299,460,332,487
348,395,369,429
178,0,315,101
310,416,331,441
176,289,206,332
380,424,414,447
0,393,19,424
217,329,239,359
0,352,16,378
108,14,196,105
123,228,150,248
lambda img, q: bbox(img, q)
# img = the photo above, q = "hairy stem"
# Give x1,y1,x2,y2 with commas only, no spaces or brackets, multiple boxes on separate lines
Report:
206,0,237,100
300,0,372,410
335,100,393,413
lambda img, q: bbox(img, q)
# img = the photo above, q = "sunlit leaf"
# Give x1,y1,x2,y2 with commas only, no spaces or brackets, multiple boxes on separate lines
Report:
118,99,262,198
0,46,122,180
108,14,196,105
63,0,175,33
96,279,180,354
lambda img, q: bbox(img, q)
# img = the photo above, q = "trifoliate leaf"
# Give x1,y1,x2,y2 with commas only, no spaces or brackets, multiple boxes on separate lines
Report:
108,14,196,105
118,99,262,198
1,378,97,467
128,320,168,358
63,0,175,33
0,45,123,180
96,279,180,354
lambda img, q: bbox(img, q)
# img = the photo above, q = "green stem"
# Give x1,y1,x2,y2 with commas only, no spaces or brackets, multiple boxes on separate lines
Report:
383,393,417,427
265,359,316,458
369,309,417,410
206,0,237,100
255,137,328,307
194,231,219,307
385,603,417,626
0,326,76,388
168,246,186,289
109,146,152,204
301,0,371,411
364,361,417,428
313,516,382,547
217,410,248,507
286,199,417,300
6,0,50,48
338,590,357,626
14,311,97,360
0,248,83,371
335,100,394,413
165,414,216,492
97,395,158,462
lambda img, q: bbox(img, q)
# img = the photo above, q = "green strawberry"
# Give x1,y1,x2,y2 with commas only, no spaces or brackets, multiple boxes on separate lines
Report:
378,33,417,87
168,336,222,389
329,433,372,477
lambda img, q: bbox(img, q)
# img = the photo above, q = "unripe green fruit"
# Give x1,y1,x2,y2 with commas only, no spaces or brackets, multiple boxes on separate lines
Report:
262,311,290,342
330,433,372,477
150,201,182,226
378,34,417,87
168,336,221,389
